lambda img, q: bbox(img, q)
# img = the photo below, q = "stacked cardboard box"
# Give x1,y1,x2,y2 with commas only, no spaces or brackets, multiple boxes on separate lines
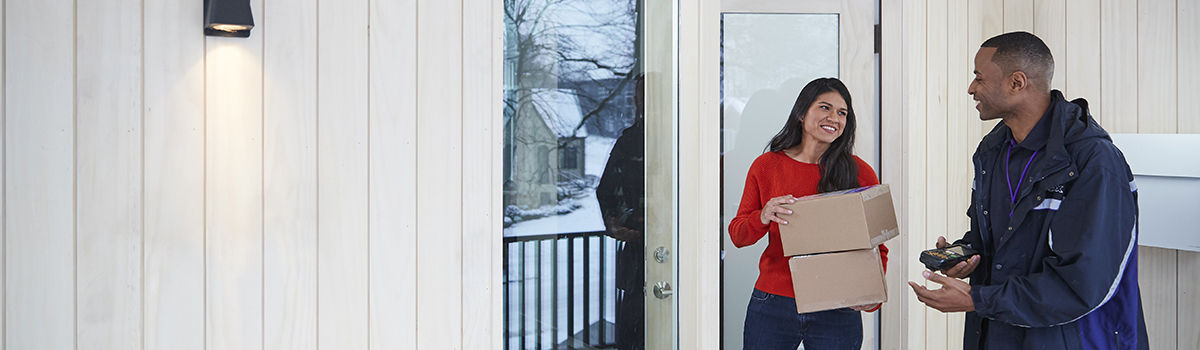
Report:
775,184,899,313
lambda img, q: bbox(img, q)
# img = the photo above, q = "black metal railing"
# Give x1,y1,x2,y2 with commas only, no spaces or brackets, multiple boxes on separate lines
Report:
504,231,618,350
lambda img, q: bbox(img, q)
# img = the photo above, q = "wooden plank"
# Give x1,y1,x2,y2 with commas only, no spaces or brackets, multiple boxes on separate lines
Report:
75,0,143,347
4,0,76,348
1178,8,1199,348
367,0,418,348
415,0,464,348
316,0,370,347
1064,0,1101,107
980,0,1003,39
1137,0,1176,134
1099,0,1137,133
1180,0,1200,134
945,0,971,347
204,9,265,348
1180,251,1200,350
262,0,318,348
461,0,499,347
1138,246,1178,350
979,0,1004,138
1034,0,1066,93
880,0,904,347
902,0,928,348
1003,0,1034,32
965,0,986,175
143,0,206,347
925,0,949,348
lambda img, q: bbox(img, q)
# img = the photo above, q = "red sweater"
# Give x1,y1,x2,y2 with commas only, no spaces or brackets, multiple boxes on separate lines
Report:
728,151,889,300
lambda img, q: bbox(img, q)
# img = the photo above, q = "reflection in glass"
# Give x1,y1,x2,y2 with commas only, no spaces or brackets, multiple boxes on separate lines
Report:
502,0,642,349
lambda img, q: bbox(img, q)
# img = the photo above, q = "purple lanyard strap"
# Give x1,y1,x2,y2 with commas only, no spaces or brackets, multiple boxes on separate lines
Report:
1006,140,1038,218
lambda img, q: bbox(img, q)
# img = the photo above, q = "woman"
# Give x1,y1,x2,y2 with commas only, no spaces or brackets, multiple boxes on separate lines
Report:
728,78,888,349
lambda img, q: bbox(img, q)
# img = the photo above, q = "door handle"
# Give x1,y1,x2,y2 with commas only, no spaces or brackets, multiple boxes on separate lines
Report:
653,281,673,299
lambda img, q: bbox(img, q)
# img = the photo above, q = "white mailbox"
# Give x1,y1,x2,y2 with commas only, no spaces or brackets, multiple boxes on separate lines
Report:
1110,134,1200,252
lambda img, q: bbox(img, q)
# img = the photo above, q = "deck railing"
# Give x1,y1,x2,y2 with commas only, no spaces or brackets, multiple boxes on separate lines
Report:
503,230,618,350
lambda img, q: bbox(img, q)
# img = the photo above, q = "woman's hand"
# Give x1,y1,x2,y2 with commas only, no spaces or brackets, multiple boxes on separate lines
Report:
850,303,881,312
759,195,798,225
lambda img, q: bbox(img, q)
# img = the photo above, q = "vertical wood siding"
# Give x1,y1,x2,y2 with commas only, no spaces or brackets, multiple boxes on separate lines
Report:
5,0,76,348
1,0,500,348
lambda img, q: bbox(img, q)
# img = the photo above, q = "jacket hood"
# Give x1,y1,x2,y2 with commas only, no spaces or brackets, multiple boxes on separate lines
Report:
1054,90,1109,146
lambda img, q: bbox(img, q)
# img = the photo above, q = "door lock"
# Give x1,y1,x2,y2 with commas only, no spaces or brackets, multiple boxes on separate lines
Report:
654,246,670,263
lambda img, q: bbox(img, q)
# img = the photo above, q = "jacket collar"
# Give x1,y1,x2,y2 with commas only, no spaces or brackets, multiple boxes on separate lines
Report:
976,90,1104,172
975,91,1108,251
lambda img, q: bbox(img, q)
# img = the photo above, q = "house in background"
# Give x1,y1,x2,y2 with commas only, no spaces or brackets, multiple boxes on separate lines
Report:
504,88,587,209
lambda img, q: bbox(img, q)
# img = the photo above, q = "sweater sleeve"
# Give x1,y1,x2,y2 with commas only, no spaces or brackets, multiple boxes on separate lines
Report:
728,159,771,248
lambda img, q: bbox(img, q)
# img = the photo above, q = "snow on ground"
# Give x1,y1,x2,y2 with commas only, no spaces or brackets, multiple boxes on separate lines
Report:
583,135,618,178
505,135,619,237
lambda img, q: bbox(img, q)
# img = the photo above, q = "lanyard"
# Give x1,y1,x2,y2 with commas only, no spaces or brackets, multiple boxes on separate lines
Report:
1005,140,1038,218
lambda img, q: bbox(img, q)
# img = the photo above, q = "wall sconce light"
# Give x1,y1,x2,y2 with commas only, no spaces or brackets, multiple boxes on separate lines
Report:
204,0,255,37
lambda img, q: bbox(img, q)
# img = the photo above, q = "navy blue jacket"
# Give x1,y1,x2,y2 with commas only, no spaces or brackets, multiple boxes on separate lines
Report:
956,91,1148,349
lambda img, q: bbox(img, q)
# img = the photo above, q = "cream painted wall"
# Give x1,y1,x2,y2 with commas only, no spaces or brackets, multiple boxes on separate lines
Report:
2,0,502,348
881,0,1199,349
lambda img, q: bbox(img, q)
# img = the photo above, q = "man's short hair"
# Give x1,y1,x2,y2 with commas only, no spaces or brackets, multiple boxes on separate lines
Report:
981,31,1055,91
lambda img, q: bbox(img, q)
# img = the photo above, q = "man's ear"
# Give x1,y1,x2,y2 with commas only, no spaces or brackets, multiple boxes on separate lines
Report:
1008,71,1029,93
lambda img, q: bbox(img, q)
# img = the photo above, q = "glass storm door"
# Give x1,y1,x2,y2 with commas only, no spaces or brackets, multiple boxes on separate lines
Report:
501,0,678,349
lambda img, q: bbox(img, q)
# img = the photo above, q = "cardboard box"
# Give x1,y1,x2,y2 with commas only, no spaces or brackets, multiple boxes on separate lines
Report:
788,247,887,314
777,184,899,257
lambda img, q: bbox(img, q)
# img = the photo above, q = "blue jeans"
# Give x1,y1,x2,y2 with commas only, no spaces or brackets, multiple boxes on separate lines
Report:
743,289,863,350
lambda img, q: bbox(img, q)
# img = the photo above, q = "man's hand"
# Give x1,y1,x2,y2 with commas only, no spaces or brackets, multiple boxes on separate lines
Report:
936,236,980,278
909,270,975,313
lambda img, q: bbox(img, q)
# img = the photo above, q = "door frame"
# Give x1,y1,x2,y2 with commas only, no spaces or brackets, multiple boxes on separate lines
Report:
711,0,883,349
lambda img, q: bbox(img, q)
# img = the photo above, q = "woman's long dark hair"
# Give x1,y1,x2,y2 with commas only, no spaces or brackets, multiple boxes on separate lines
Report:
766,78,860,193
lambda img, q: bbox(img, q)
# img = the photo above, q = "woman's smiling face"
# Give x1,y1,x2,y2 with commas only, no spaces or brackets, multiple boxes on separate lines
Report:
800,91,848,146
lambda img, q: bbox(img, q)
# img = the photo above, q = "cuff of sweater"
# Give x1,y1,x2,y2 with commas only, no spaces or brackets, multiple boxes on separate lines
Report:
749,210,770,232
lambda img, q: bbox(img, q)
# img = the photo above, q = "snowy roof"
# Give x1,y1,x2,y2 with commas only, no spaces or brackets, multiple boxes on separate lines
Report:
529,89,588,138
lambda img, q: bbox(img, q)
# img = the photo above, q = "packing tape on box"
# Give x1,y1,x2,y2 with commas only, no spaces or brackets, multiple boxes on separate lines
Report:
871,228,899,246
859,185,887,202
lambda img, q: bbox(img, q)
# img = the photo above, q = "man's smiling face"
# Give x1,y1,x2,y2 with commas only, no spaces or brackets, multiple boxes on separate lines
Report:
968,47,1012,121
